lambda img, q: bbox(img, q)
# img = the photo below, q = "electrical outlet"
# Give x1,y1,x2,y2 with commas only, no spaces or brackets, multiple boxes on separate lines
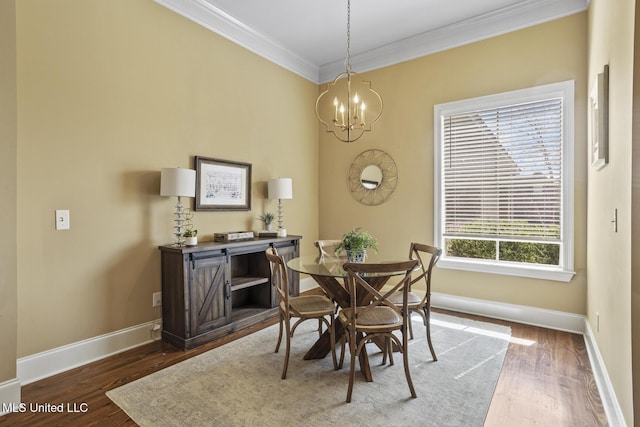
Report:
153,292,162,307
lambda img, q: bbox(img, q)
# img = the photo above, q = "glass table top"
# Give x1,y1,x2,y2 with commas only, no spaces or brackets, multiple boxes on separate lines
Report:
286,254,411,278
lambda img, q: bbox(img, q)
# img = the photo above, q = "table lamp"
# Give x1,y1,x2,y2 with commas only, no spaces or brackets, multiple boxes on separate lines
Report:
268,178,293,237
161,167,196,245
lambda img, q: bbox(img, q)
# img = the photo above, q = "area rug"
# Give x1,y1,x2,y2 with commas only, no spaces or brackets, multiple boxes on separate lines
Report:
107,313,510,427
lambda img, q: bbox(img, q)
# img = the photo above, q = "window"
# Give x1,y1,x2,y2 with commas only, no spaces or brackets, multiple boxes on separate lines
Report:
434,81,575,282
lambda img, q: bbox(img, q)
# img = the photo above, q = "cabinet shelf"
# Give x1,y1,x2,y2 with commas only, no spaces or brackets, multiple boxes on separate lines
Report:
230,306,277,323
231,276,269,291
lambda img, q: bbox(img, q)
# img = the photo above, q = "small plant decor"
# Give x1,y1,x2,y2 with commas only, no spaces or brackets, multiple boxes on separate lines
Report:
181,209,197,243
183,229,198,238
258,212,275,230
182,209,198,246
335,227,378,261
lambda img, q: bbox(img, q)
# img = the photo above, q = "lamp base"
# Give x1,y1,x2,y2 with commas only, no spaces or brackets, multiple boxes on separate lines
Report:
172,196,186,246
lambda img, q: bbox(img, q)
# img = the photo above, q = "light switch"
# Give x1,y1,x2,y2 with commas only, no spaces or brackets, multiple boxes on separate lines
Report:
55,210,70,230
612,208,618,233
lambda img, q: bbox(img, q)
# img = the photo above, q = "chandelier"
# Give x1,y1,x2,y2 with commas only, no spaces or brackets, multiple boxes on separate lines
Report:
315,0,383,143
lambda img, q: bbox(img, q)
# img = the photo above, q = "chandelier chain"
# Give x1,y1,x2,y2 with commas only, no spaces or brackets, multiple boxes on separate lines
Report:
345,0,351,72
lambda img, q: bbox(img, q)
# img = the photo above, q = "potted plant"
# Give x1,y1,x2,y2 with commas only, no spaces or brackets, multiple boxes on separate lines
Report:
335,227,378,262
258,212,275,231
183,229,198,246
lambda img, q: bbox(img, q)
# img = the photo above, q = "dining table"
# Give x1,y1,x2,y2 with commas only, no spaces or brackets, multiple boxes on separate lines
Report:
287,253,410,382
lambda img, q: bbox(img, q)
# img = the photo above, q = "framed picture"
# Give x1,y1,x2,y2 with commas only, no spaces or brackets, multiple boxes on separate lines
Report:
590,64,609,170
195,156,252,211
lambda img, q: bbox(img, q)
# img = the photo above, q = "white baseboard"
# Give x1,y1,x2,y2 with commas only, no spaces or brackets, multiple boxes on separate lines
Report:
17,319,161,386
0,378,21,416
431,291,585,333
583,319,628,427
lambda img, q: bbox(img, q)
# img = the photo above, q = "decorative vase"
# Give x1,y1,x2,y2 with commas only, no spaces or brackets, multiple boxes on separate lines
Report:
185,236,198,246
265,223,272,231
346,249,366,263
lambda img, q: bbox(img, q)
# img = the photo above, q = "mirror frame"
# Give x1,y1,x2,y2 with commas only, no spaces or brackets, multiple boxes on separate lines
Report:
348,149,398,206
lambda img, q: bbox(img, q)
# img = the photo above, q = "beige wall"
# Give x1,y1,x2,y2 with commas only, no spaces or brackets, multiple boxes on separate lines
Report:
588,0,635,424
15,0,319,356
320,13,588,313
11,3,635,422
0,0,18,382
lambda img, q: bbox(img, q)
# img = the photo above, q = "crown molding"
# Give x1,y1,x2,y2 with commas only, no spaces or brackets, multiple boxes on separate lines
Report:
155,0,320,82
319,0,589,82
155,0,588,84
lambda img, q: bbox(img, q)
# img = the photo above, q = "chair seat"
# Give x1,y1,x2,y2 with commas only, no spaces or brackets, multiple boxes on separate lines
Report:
339,306,402,327
388,291,422,306
290,295,335,315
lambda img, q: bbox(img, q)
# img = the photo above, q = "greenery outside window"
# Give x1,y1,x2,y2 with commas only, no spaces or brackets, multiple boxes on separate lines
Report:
434,81,575,282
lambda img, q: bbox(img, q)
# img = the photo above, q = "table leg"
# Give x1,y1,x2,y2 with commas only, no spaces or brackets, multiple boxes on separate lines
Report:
304,321,343,360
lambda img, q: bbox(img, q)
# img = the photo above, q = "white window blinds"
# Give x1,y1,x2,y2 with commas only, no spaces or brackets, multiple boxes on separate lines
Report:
442,98,563,243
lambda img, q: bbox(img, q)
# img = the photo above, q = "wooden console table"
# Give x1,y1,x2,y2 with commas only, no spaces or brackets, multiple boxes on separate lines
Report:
159,235,301,350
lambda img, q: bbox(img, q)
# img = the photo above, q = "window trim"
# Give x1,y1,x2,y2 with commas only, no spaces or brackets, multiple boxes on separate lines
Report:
434,81,575,282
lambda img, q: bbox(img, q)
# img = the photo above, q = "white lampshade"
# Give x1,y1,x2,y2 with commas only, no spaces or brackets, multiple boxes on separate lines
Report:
160,168,196,197
268,178,293,200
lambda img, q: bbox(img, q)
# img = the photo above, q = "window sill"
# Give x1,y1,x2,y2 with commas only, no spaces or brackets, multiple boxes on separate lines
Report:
437,258,575,282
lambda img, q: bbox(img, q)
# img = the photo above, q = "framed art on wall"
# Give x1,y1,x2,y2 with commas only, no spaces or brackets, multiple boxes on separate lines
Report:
195,156,252,211
590,64,609,170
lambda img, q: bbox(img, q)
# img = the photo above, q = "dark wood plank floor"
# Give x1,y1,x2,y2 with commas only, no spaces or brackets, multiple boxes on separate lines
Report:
0,309,608,426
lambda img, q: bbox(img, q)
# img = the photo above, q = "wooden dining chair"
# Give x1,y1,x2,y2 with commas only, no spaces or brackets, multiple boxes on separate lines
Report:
314,239,342,257
265,248,338,379
339,259,419,403
389,243,442,361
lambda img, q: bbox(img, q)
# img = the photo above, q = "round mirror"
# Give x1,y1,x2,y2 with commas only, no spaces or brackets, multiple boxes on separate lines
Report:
360,165,383,189
348,149,398,206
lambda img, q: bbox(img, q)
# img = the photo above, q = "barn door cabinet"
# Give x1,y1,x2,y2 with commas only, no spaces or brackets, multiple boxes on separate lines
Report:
159,236,301,350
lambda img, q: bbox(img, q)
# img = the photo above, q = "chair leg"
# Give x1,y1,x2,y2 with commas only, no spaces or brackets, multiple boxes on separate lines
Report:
408,311,414,339
381,340,388,365
387,337,394,366
379,337,395,366
275,312,284,353
329,316,338,370
281,317,292,379
338,332,347,369
424,307,437,361
346,329,357,403
400,332,417,398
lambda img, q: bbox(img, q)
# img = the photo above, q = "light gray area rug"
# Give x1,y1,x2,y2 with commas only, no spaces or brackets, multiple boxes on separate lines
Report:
107,313,510,427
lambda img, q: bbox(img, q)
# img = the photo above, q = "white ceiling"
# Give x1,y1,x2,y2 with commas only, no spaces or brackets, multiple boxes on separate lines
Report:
155,0,588,83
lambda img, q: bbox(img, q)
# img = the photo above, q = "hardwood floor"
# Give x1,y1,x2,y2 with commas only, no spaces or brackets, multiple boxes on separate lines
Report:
0,309,608,427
